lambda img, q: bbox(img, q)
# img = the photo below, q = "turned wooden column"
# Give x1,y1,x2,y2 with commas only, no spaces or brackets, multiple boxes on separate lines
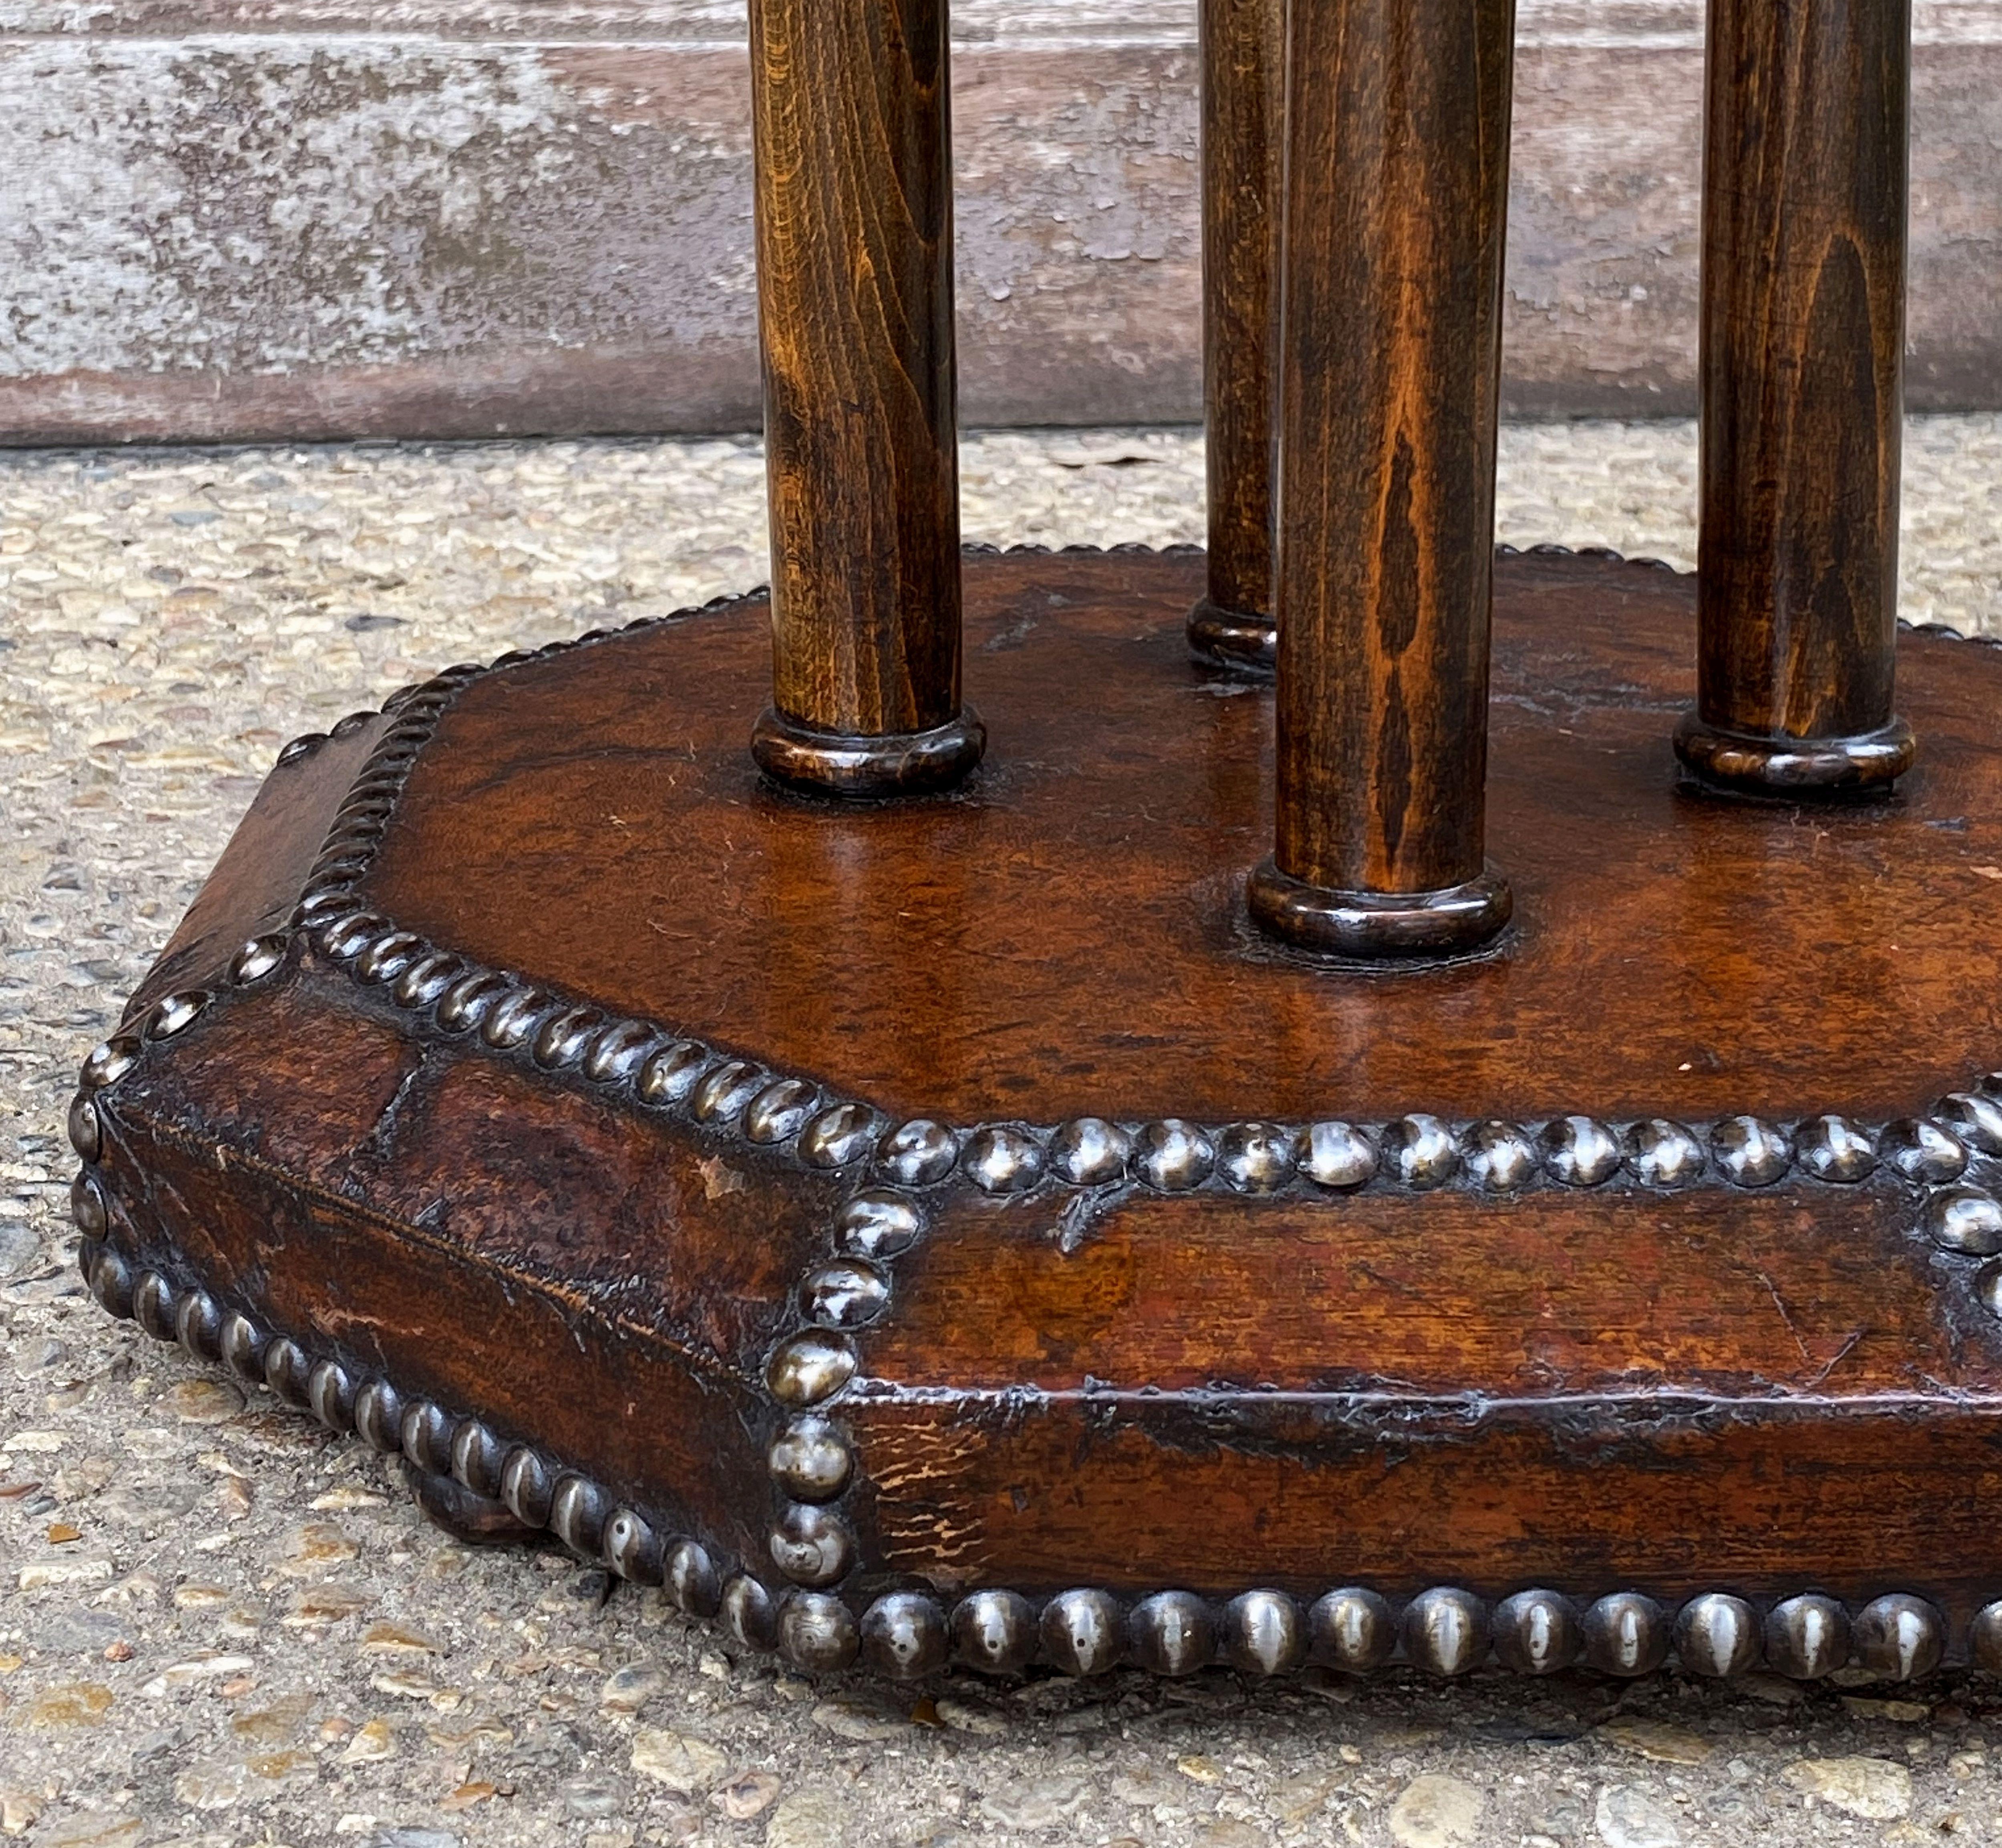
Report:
1246,0,1515,958
1186,0,1286,672
747,0,984,797
1676,0,1914,796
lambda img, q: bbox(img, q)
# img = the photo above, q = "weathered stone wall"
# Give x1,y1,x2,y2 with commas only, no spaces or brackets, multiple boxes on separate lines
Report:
0,0,1996,440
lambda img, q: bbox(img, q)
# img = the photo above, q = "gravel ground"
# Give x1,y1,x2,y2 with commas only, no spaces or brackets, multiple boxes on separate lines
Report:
3,418,2002,1848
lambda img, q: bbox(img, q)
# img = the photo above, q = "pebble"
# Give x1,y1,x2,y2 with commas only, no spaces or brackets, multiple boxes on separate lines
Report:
934,1693,1008,1735
559,1778,627,1819
163,1378,245,1423
764,1789,850,1848
340,1719,395,1764
141,1653,255,1696
1388,1772,1485,1848
1594,1784,1682,1848
1781,1755,1914,1819
630,1727,728,1794
599,1664,665,1713
0,1221,39,1280
19,1558,113,1590
979,1772,1092,1830
810,1695,909,1742
33,1818,143,1848
1842,1696,1931,1722
173,1758,253,1811
716,1770,783,1820
27,1683,115,1728
1597,1717,1713,1764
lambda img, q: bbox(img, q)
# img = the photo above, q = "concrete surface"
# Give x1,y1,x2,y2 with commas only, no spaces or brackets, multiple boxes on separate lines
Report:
3,419,2001,1848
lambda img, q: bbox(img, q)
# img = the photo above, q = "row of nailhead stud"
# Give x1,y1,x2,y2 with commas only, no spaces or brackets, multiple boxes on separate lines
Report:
67,1236,2002,1685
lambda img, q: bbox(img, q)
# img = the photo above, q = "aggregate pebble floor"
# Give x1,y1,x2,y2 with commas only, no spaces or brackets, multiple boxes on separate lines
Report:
3,418,2002,1848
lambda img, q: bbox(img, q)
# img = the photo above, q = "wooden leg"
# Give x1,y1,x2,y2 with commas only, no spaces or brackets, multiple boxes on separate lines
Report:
1246,0,1515,958
1187,0,1286,673
746,0,984,797
1677,0,1914,796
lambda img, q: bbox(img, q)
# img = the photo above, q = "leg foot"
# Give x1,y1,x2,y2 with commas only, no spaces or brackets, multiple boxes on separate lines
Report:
1187,599,1276,673
1247,859,1513,960
751,705,986,798
1673,711,1915,797
400,1460,541,1547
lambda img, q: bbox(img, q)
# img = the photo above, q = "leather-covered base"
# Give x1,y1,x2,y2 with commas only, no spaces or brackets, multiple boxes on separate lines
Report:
66,545,2002,1683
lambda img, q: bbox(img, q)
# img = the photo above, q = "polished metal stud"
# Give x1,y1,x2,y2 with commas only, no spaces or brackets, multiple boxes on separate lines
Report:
355,932,424,985
320,911,387,961
1936,1091,2002,1155
723,1574,780,1652
1130,1591,1215,1677
263,1336,312,1406
173,1288,222,1361
1624,1118,1706,1187
833,1191,926,1260
400,1399,455,1473
219,1310,265,1379
1040,1589,1126,1676
1309,1587,1397,1673
70,1173,109,1238
691,1059,766,1125
1972,1601,2002,1673
863,1591,951,1679
1049,1119,1133,1187
330,709,376,738
1976,1259,2002,1317
766,1332,858,1406
800,1261,890,1330
1216,1123,1298,1194
770,1504,856,1587
745,1078,820,1145
604,1509,662,1584
550,1474,611,1555
1851,1593,1945,1682
1383,1116,1459,1189
79,1035,142,1091
877,1120,959,1187
230,935,289,984
800,1103,882,1168
1222,1590,1307,1677
1134,1120,1215,1191
1926,1185,2002,1254
952,1589,1037,1675
1879,1118,1968,1184
1404,1587,1489,1676
1540,1116,1621,1187
1580,1592,1669,1677
67,1094,102,1163
450,1420,507,1499
1301,1121,1377,1190
436,970,511,1034
146,990,211,1041
1493,1589,1580,1675
781,1592,860,1673
1674,1593,1761,1677
533,1006,607,1071
669,1540,723,1618
1793,1115,1878,1184
480,986,557,1051
88,1245,135,1319
133,1270,177,1341
637,1041,711,1107
1764,1594,1850,1680
307,1360,356,1432
1711,1116,1792,1186
277,732,327,765
393,952,466,1010
965,1126,1046,1194
768,1418,853,1502
1462,1121,1538,1193
581,1020,665,1085
353,1379,405,1453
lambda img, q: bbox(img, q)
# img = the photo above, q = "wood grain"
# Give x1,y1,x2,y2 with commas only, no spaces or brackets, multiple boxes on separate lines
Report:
1268,0,1514,896
1196,0,1284,629
750,0,962,746
1695,0,1911,747
368,548,2002,1126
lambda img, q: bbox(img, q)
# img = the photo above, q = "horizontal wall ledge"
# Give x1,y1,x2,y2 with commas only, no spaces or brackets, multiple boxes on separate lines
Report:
1,0,1997,443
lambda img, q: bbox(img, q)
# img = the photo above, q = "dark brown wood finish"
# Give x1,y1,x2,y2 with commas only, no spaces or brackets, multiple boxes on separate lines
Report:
1681,0,1916,795
746,0,983,796
1249,0,1516,957
73,549,2002,1682
1186,0,1286,671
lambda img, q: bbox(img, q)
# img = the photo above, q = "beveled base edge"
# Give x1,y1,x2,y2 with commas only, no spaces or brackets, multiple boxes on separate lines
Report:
1673,712,1918,797
750,705,987,798
1186,597,1276,673
1246,860,1515,960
